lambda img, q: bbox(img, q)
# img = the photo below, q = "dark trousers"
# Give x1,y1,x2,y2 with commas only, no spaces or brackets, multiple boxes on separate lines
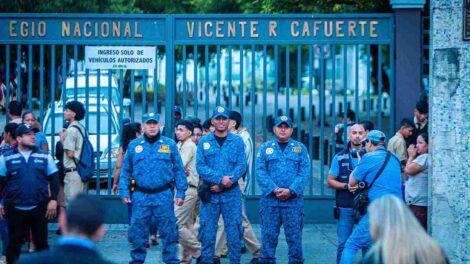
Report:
6,204,49,264
409,205,428,230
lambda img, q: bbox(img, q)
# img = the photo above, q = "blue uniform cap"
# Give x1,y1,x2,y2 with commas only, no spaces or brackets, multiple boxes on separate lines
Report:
274,115,293,127
211,106,230,119
15,124,34,137
174,106,182,114
363,130,386,143
142,112,160,123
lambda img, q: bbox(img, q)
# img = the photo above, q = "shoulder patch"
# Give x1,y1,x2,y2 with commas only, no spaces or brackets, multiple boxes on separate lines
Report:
135,145,143,153
203,142,211,150
293,147,302,153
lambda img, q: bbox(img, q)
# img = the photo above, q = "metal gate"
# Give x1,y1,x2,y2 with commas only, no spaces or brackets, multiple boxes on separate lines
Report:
0,14,394,200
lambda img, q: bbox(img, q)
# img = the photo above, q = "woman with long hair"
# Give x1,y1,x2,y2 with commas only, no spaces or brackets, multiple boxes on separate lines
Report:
404,132,429,229
365,195,448,264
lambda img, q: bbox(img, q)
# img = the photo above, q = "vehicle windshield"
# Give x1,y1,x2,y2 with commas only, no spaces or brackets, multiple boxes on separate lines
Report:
45,112,117,135
65,87,120,105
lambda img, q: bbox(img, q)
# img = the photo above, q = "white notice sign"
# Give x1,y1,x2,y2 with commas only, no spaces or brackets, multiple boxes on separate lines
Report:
85,46,156,70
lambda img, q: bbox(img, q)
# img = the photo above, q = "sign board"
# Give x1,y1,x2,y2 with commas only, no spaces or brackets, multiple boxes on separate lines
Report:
464,0,470,40
85,46,156,69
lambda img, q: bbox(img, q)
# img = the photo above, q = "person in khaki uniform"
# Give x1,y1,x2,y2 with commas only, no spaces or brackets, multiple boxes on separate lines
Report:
174,120,201,263
62,101,86,206
215,111,261,264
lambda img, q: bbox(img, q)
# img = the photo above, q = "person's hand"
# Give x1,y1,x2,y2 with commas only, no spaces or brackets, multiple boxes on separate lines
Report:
0,204,4,219
407,144,417,158
59,128,66,141
122,197,131,204
174,198,184,206
185,167,190,176
276,188,292,201
221,176,233,188
112,183,118,194
356,152,362,163
210,185,223,193
45,200,57,219
348,184,358,194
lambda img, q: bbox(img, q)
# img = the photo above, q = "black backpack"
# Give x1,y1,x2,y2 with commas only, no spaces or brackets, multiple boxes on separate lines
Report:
71,125,95,182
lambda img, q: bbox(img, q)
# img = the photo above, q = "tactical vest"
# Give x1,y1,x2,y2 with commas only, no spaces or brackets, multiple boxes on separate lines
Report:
3,147,50,207
335,149,355,208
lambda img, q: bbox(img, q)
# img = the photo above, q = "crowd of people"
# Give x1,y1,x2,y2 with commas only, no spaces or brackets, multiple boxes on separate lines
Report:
0,95,448,264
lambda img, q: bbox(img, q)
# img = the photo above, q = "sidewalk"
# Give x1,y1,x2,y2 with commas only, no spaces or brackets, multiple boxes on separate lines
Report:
39,224,339,264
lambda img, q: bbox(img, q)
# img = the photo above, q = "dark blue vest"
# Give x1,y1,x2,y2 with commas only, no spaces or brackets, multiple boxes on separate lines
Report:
335,148,355,208
3,147,50,207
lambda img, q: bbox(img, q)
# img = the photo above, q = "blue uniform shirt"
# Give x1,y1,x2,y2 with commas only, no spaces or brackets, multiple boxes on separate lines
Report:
256,139,311,207
196,132,246,201
118,136,188,206
351,146,402,201
329,152,359,177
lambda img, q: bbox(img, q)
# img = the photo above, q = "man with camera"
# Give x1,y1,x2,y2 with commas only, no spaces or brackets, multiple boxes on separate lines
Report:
339,130,402,264
327,124,366,264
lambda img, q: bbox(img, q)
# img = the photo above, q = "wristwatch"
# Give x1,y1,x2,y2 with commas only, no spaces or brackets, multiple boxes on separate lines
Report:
343,183,349,190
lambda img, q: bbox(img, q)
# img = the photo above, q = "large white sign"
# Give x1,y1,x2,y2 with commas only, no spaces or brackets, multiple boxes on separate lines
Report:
85,46,156,70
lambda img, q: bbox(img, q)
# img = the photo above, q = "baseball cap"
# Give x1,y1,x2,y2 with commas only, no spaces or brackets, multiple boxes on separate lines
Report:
15,124,34,137
211,106,230,119
274,115,293,127
142,112,160,123
363,130,386,143
174,106,182,114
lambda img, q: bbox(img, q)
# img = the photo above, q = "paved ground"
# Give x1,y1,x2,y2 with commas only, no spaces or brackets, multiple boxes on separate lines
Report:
14,224,342,264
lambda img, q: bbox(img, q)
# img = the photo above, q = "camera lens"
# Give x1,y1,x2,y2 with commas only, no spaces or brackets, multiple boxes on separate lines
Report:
358,181,366,189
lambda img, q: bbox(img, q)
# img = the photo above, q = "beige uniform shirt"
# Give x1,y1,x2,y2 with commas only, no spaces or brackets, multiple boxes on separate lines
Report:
63,121,85,169
177,139,199,187
387,132,407,162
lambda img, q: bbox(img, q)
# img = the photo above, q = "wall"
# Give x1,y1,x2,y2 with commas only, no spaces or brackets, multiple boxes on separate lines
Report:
429,1,470,263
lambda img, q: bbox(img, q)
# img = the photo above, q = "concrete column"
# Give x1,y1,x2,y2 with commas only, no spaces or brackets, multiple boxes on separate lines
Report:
429,1,470,263
391,0,425,129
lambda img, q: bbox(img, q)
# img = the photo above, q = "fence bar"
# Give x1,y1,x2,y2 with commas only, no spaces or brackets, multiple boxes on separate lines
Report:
331,45,337,160
182,45,187,116
366,45,371,120
320,45,326,195
107,71,113,194
96,69,101,193
228,46,232,109
119,70,124,128
50,45,56,157
73,45,78,100
16,44,21,101
142,69,147,114
62,45,66,105
251,44,256,195
262,45,267,142
378,46,383,130
296,45,301,140
204,45,209,119
342,45,348,150
5,45,10,123
285,45,290,114
154,48,159,113
239,45,244,117
354,45,359,123
308,45,314,194
389,44,395,136
193,45,198,116
85,70,90,129
274,45,279,116
39,45,44,122
27,45,32,111
216,45,221,106
130,70,135,122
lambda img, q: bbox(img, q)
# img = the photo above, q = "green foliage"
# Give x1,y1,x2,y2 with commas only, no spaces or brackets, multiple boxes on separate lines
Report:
0,0,390,14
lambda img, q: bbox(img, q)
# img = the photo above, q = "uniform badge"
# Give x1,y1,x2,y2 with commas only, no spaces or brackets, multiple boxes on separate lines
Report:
217,107,224,113
293,147,302,153
135,145,143,153
280,115,288,121
266,148,274,155
158,144,171,153
203,142,211,150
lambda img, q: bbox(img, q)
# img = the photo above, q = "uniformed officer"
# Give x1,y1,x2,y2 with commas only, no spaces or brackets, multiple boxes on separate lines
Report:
327,124,367,263
0,124,59,264
118,113,188,264
196,106,246,264
256,116,310,264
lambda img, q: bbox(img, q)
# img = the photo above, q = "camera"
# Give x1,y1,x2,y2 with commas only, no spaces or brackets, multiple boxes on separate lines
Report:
351,149,366,157
357,181,368,189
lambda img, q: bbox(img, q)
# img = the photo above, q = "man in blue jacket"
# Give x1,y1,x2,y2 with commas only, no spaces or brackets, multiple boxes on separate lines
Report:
119,112,188,264
196,106,246,264
256,116,311,264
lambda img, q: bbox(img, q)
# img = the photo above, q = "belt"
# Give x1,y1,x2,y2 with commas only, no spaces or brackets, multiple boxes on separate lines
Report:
189,184,198,188
65,168,77,173
133,182,175,194
210,182,239,193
